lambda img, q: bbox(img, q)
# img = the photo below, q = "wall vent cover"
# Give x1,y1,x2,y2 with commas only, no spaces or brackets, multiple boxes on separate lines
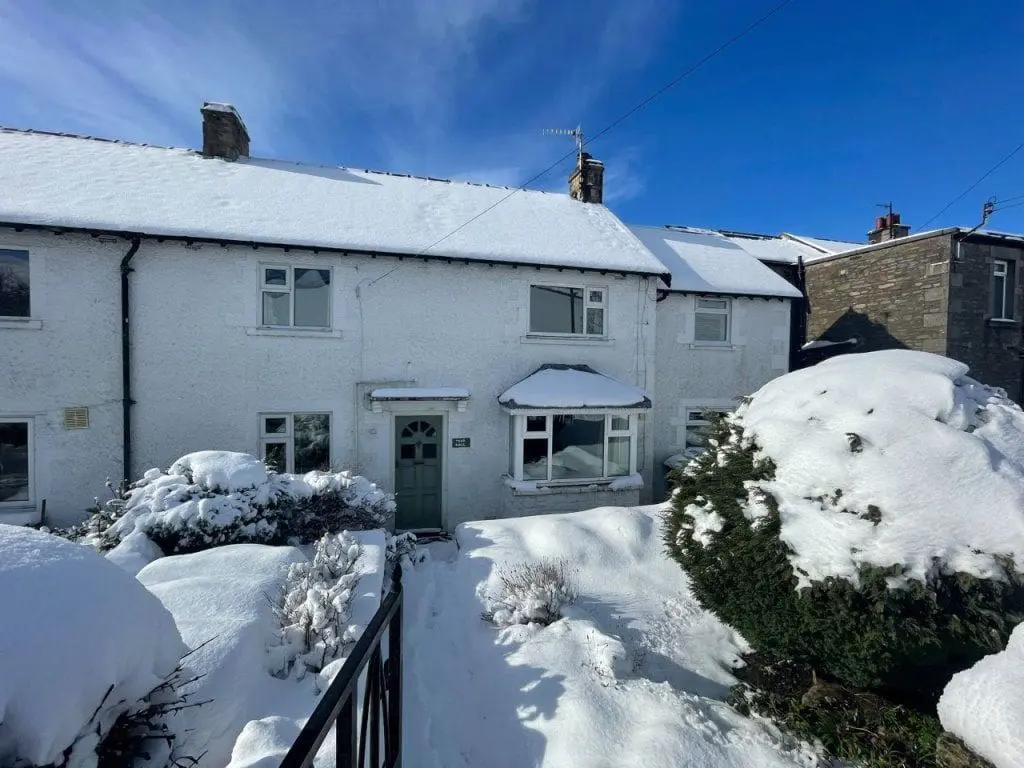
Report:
62,407,90,430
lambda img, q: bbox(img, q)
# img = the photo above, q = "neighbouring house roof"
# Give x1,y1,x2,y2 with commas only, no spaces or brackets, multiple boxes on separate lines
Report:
498,364,651,410
798,226,1024,266
781,233,863,257
626,225,804,298
0,128,669,279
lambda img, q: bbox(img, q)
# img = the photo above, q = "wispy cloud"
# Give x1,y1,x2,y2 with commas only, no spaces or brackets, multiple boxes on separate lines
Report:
0,0,676,200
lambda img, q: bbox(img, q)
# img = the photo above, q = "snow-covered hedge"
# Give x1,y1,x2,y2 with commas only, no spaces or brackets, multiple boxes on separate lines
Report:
77,451,394,554
664,351,1024,700
0,525,186,766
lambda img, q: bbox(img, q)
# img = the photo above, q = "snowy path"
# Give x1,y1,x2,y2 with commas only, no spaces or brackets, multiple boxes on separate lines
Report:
402,506,818,768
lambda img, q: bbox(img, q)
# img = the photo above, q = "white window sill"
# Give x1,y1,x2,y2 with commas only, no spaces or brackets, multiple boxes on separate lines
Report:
504,475,643,495
520,334,613,346
688,342,738,350
0,318,42,330
245,326,343,339
988,318,1018,327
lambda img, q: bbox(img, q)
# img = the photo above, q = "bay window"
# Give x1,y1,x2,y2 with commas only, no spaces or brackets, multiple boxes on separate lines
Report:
510,412,637,483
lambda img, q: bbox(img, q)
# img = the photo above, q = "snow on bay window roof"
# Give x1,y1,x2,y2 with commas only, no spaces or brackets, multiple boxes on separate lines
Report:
499,364,651,410
627,224,804,298
0,128,669,277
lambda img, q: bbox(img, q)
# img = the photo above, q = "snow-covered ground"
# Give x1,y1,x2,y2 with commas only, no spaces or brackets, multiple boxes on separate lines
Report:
137,532,385,767
0,524,185,767
938,622,1024,768
402,504,818,768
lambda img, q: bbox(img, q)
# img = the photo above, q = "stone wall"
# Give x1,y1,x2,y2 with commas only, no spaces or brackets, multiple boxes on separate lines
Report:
804,233,953,355
947,239,1024,400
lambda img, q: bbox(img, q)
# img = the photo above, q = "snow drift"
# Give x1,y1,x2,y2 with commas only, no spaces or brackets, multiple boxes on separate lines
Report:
938,622,1024,768
732,350,1024,588
0,525,185,766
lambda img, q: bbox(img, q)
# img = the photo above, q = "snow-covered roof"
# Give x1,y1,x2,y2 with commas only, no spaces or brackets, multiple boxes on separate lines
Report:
627,225,803,298
498,364,651,410
369,387,470,401
0,128,668,278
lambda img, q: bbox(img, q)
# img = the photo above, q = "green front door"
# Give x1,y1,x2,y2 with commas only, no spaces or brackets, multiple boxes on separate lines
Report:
395,415,443,530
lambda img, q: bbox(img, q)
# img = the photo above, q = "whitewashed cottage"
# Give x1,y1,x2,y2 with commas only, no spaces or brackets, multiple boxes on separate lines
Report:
0,103,798,530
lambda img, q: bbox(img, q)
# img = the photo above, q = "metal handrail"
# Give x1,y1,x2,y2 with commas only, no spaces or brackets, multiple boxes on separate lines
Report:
280,564,403,768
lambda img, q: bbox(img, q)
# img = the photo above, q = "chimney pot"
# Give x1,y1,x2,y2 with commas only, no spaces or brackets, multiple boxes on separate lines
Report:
868,209,911,244
201,102,249,161
569,152,604,204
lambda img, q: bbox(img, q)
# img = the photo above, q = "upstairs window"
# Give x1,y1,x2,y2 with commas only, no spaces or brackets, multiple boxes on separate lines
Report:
512,412,634,482
694,297,730,343
259,413,331,474
992,259,1016,320
529,285,606,336
0,249,30,318
261,265,332,328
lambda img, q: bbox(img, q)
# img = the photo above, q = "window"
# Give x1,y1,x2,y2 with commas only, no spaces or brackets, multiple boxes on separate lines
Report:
684,408,732,454
0,249,30,318
512,412,634,482
259,413,330,473
0,419,32,505
529,285,606,336
992,259,1016,320
261,265,332,328
694,297,730,343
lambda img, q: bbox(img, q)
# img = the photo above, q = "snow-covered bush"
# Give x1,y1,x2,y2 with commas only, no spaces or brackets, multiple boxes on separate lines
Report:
270,532,363,679
482,558,579,627
85,451,393,554
664,351,1024,702
0,524,187,767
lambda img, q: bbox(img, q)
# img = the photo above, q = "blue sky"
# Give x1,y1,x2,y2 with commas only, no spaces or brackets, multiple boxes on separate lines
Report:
1,0,1023,242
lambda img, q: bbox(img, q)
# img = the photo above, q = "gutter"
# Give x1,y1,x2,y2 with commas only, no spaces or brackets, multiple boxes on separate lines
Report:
120,238,141,485
0,221,670,284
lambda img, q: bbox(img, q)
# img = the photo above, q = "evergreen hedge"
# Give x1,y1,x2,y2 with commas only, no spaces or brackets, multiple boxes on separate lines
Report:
663,415,1024,704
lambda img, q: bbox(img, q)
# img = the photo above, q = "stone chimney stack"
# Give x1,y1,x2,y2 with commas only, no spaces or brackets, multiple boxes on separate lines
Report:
569,152,605,204
201,102,249,161
867,211,911,244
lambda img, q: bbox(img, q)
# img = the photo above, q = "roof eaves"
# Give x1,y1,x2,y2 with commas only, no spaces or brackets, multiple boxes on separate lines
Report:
0,220,670,281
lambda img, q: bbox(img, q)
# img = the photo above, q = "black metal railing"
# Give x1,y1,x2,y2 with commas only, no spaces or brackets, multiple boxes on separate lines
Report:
281,564,403,768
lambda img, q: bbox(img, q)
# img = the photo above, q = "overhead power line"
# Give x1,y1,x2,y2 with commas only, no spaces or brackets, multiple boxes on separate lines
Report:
417,0,799,256
921,141,1024,229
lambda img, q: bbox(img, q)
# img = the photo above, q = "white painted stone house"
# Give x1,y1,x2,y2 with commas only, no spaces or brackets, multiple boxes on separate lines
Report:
0,104,799,529
628,225,804,501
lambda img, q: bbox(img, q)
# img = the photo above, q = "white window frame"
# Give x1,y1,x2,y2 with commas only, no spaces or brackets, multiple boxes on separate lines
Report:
528,283,608,337
992,259,1015,320
508,411,638,483
0,417,33,507
693,297,731,344
258,412,331,473
259,264,333,329
0,248,31,320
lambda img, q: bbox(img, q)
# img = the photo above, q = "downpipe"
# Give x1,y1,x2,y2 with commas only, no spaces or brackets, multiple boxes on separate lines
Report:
120,238,141,486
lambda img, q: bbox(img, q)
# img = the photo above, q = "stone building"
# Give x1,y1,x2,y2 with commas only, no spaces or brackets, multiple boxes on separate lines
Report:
803,212,1024,401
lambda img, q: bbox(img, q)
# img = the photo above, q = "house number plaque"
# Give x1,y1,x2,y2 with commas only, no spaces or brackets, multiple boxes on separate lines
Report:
452,437,471,448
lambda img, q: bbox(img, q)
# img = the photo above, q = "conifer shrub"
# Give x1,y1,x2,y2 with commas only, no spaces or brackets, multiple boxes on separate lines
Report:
663,415,1024,704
